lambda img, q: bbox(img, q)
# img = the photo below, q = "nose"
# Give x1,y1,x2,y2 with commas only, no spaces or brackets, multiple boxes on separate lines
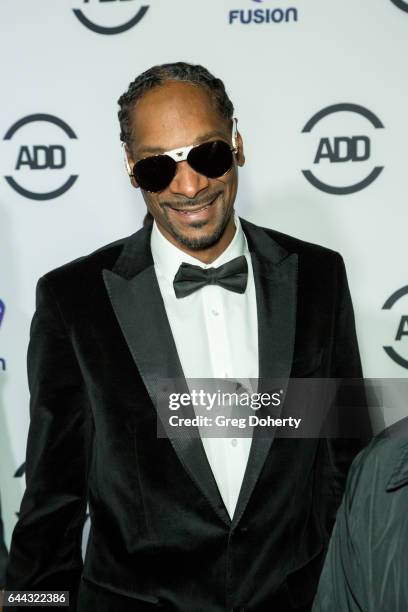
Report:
168,161,209,198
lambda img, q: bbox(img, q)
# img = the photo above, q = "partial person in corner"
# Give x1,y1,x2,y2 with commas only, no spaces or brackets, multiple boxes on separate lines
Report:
313,416,408,612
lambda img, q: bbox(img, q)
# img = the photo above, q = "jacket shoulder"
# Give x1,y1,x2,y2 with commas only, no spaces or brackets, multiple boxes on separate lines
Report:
39,233,132,296
348,417,408,495
241,217,341,260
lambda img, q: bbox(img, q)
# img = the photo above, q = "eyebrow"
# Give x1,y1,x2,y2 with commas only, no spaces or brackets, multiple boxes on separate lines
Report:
135,129,229,158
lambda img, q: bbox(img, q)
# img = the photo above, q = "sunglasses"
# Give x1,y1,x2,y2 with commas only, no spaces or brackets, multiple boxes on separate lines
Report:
128,118,239,193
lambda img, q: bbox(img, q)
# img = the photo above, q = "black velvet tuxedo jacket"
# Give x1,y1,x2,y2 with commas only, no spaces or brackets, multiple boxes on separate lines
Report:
5,218,371,612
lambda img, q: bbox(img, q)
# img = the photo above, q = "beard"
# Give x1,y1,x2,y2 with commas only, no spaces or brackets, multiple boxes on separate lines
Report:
160,191,233,251
168,217,229,250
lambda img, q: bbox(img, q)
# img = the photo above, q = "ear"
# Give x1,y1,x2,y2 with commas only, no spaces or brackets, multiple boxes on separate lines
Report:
236,131,245,167
123,143,139,189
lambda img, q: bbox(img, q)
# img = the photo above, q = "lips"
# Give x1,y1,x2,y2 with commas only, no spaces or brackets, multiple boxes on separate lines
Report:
173,203,212,215
169,196,218,216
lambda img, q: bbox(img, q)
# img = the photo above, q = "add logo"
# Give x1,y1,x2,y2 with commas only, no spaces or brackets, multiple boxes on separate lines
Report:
0,300,5,372
14,463,25,478
382,287,408,369
3,114,78,201
301,103,384,195
73,0,149,35
14,463,26,516
390,0,408,12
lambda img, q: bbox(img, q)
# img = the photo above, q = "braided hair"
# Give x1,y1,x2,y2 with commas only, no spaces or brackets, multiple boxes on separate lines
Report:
117,62,235,147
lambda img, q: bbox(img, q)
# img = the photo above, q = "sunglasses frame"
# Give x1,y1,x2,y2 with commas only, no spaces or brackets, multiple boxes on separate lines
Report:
123,118,239,192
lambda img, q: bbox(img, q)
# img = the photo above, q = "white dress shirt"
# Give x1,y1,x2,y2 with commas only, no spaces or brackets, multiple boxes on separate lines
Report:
151,212,259,518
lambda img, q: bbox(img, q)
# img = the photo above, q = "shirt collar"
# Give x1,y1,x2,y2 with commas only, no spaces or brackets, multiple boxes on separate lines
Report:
151,211,248,284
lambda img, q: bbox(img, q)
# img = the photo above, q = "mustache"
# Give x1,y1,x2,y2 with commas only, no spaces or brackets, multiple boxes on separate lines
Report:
161,191,223,211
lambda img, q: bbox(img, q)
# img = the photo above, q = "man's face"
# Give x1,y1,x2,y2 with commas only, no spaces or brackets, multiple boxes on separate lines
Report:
126,81,245,255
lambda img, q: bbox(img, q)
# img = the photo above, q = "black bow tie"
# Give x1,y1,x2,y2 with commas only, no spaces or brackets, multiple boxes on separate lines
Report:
173,255,248,299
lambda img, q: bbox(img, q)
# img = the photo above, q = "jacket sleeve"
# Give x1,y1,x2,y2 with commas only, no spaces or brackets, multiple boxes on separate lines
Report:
312,450,367,612
4,276,92,610
331,255,368,380
320,255,372,536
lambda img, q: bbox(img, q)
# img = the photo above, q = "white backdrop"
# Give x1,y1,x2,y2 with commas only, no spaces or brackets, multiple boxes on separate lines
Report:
1,0,407,549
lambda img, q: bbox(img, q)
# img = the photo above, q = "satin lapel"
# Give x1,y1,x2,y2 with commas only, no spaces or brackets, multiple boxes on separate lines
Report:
102,224,230,526
232,219,298,526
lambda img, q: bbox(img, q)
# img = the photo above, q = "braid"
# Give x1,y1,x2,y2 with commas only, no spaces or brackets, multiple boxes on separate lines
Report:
117,62,234,146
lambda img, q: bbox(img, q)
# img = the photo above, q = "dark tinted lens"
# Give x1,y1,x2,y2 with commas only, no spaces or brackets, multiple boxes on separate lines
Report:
133,155,176,192
188,140,233,179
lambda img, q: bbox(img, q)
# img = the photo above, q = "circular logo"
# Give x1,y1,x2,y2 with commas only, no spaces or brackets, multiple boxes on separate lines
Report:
0,300,5,328
301,103,384,195
382,286,408,369
73,2,149,35
14,463,25,479
390,0,408,12
0,299,5,373
3,114,78,201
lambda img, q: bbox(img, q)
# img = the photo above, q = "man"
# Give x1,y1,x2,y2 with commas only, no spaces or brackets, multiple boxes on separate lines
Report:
312,416,408,611
5,62,370,611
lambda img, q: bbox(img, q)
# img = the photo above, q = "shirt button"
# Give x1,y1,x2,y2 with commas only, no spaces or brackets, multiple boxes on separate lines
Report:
211,309,219,316
231,439,238,447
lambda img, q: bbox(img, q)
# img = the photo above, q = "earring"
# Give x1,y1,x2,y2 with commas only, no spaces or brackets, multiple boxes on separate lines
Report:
122,142,133,176
232,117,238,152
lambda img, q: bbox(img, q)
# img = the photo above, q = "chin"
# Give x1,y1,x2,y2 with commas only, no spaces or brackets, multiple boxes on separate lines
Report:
173,224,225,251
